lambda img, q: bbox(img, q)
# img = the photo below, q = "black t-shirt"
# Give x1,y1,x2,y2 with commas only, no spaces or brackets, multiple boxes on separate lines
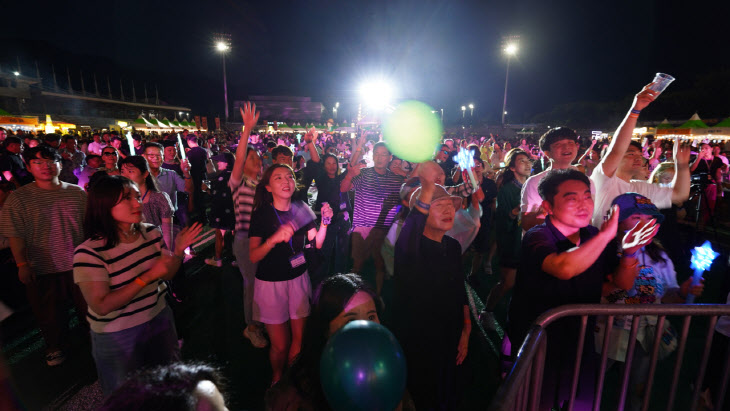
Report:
186,147,208,182
479,177,498,224
312,161,348,215
249,201,316,281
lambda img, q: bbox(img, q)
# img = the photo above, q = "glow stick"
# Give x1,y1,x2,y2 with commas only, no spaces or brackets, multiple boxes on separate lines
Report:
686,241,718,303
454,148,479,189
126,132,136,155
177,133,186,160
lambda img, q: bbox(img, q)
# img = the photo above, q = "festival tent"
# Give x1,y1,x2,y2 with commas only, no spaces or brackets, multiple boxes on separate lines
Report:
656,119,674,129
713,117,730,128
678,113,709,129
0,110,39,132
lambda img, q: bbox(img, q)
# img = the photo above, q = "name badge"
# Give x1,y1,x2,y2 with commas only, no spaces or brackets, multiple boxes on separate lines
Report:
289,252,306,268
339,201,348,211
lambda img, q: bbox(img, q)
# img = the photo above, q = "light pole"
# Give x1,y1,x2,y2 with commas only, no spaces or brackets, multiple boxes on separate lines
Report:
461,105,466,118
469,103,474,117
214,33,231,122
502,39,518,125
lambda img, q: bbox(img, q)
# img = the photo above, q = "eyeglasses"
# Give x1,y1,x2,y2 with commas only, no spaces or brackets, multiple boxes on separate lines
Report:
103,152,118,156
30,159,59,168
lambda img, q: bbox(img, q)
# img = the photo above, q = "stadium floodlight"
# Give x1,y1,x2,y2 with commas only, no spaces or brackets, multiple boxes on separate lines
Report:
358,79,394,110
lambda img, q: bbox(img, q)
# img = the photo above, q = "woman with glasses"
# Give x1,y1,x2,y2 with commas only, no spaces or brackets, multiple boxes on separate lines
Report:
99,147,121,176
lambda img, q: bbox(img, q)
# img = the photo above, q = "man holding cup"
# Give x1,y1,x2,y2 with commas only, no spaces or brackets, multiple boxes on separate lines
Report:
590,82,691,226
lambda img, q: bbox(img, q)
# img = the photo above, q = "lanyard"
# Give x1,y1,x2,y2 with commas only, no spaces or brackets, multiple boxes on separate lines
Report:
271,205,302,252
142,188,149,201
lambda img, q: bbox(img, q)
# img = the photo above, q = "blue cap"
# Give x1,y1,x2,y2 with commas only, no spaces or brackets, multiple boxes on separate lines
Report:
610,192,665,224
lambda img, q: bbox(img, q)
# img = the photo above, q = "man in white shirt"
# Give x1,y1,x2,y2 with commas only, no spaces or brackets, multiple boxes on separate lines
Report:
521,127,596,231
590,84,690,226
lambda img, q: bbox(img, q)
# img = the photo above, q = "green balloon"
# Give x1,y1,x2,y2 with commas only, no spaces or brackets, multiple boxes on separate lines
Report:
383,100,443,163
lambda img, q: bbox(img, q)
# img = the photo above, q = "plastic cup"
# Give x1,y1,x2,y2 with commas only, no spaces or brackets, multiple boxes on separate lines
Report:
649,73,675,94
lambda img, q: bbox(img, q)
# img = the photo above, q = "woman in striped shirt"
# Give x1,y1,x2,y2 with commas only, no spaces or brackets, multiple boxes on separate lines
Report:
73,175,202,395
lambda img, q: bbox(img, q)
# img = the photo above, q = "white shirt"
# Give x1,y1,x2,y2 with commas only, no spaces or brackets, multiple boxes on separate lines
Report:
589,163,673,227
520,166,596,214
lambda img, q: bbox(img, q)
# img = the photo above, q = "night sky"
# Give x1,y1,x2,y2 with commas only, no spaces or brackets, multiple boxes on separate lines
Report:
3,0,730,123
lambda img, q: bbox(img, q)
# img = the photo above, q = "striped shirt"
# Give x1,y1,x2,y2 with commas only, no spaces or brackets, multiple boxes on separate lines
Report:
349,167,404,228
0,182,86,275
73,224,168,334
229,174,257,233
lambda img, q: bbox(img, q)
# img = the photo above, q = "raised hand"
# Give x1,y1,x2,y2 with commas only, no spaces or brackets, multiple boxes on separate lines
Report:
240,102,260,135
674,139,691,165
632,84,659,112
347,161,365,178
321,202,334,221
174,223,204,256
621,218,659,255
418,161,442,188
270,223,295,245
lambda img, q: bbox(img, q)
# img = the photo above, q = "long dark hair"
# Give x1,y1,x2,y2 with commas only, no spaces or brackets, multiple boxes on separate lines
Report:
252,163,296,211
84,175,144,248
120,155,160,192
285,273,381,408
321,153,341,177
499,148,528,190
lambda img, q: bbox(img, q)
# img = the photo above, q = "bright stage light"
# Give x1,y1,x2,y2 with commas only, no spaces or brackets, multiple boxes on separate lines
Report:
504,43,518,56
359,80,394,109
216,42,229,52
13,71,20,76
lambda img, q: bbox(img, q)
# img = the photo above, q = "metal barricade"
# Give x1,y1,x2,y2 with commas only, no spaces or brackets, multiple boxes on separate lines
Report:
488,304,730,411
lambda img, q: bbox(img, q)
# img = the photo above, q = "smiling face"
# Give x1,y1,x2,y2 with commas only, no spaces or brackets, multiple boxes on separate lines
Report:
328,291,380,336
265,166,296,200
543,179,593,230
111,185,143,225
142,147,163,170
510,153,532,179
426,197,456,233
545,138,578,168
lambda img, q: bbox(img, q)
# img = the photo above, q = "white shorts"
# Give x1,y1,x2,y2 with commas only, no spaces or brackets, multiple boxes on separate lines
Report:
253,272,312,324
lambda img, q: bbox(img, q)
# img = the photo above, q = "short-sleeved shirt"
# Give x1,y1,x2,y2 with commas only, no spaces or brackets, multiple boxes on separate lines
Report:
155,168,186,211
73,224,168,333
0,182,87,275
590,163,673,227
229,174,257,233
521,167,597,214
0,153,33,185
248,201,316,282
142,190,174,227
349,167,404,228
508,216,617,346
208,170,235,230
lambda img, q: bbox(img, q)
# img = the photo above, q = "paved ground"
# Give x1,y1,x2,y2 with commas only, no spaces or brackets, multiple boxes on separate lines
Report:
2,209,730,410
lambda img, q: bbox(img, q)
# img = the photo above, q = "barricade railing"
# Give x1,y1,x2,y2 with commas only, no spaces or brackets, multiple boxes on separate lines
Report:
488,304,730,411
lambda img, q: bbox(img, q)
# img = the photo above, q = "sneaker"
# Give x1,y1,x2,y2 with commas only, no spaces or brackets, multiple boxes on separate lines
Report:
479,310,497,332
45,350,66,366
244,327,268,348
205,258,223,267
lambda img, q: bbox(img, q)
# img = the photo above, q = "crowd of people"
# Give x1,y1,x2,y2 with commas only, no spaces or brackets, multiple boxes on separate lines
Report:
0,82,729,410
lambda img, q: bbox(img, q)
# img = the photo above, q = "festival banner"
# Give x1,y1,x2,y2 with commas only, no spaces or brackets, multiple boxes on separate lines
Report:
201,117,208,130
194,116,200,129
215,117,221,130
